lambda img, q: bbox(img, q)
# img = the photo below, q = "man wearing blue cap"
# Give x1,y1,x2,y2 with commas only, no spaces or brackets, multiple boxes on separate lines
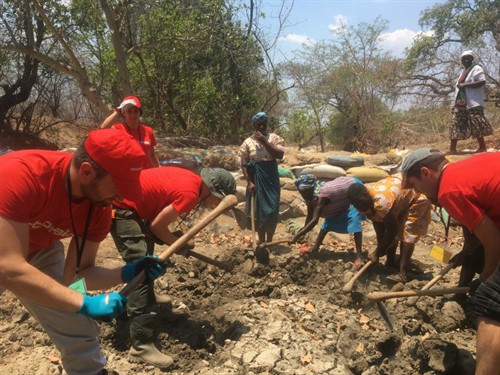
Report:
401,147,500,375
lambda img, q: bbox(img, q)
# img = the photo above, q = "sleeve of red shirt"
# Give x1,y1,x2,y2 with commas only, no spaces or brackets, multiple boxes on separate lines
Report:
0,158,41,222
439,190,484,232
170,190,199,214
148,127,157,147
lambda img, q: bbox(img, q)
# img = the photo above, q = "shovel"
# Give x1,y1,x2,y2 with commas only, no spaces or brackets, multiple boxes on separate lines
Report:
120,195,238,296
250,194,269,264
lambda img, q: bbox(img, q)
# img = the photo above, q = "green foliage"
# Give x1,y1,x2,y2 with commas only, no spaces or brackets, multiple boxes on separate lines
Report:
283,17,405,152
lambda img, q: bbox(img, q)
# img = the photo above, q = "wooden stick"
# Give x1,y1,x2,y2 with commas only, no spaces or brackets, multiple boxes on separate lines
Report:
406,261,456,306
366,287,470,302
257,239,290,249
120,195,238,296
250,193,256,251
342,260,373,294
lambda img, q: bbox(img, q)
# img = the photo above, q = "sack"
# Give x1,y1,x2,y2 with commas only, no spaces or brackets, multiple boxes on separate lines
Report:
346,166,389,183
326,154,364,169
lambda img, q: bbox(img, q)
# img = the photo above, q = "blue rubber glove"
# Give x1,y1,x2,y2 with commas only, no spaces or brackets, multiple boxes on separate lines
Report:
77,292,127,319
121,256,166,283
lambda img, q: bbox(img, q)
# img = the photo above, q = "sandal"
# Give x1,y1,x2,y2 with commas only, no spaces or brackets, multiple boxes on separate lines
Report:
353,259,364,267
386,273,407,283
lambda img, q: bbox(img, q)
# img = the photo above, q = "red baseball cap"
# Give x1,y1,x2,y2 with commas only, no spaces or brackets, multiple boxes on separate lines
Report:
117,96,142,114
84,129,146,201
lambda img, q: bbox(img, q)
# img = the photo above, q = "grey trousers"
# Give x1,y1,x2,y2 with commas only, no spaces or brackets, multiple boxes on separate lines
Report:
1,241,106,375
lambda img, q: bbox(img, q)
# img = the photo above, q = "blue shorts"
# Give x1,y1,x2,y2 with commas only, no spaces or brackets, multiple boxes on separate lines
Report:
475,266,500,321
321,205,365,234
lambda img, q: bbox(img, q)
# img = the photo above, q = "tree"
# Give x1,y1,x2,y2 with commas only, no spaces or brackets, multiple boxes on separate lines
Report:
0,0,44,132
405,0,500,105
282,18,405,152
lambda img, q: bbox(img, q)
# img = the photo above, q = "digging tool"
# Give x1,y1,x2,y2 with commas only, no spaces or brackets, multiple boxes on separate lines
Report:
251,194,269,264
406,261,456,306
376,301,395,332
120,194,238,296
250,193,257,251
342,260,373,294
366,286,470,302
256,239,290,249
232,206,248,230
185,249,235,272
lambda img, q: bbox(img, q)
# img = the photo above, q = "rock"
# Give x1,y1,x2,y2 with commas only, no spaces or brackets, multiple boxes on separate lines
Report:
253,345,282,367
417,338,458,372
431,301,465,331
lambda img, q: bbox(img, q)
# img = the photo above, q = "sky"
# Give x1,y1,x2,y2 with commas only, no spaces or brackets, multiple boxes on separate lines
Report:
259,0,447,61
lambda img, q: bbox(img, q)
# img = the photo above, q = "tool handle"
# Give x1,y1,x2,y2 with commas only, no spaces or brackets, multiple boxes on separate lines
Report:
257,239,290,248
120,195,238,296
187,249,234,272
250,193,256,250
367,286,470,302
342,260,373,294
406,261,456,306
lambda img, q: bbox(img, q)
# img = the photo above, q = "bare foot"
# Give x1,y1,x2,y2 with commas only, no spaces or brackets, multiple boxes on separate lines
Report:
474,148,486,154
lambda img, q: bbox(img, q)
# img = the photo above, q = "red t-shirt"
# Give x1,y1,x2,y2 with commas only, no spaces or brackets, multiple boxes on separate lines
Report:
439,152,500,232
0,150,111,254
112,123,157,168
117,167,202,221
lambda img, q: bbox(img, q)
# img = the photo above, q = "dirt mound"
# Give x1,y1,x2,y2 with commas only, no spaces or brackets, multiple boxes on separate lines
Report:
0,213,478,374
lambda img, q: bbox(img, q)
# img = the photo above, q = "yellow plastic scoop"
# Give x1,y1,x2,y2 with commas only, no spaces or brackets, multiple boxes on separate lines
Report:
429,244,452,263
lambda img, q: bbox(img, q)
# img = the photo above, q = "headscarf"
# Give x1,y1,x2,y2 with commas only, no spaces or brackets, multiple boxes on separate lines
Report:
252,112,268,124
295,173,318,192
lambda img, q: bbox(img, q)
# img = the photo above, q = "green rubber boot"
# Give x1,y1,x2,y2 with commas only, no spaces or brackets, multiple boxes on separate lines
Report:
128,314,173,369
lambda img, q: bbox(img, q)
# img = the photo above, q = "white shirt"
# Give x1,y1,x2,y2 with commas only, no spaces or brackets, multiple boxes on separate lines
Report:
463,65,486,108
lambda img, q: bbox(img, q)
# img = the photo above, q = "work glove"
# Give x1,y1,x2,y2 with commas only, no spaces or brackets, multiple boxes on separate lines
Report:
77,292,127,320
121,256,166,283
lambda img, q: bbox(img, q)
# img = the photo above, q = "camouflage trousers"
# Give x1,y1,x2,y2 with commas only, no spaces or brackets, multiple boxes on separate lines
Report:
450,106,493,140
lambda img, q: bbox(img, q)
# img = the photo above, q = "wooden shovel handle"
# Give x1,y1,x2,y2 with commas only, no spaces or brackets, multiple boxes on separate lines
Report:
257,239,290,248
120,194,238,296
367,286,470,302
250,193,256,251
342,260,373,294
406,261,456,306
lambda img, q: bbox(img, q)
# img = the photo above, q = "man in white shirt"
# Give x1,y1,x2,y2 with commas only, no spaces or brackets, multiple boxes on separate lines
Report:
449,50,493,154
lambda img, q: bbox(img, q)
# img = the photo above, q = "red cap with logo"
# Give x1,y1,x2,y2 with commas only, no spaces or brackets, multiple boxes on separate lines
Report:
84,129,146,201
117,96,142,114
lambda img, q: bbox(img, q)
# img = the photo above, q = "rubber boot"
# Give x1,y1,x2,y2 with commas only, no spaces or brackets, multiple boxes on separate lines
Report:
129,313,174,369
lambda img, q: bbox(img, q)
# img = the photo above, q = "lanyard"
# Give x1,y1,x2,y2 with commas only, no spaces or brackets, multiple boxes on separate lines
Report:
66,169,93,275
125,123,143,144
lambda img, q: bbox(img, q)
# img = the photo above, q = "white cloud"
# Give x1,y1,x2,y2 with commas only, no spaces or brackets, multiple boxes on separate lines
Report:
379,29,434,57
281,33,316,46
328,14,348,33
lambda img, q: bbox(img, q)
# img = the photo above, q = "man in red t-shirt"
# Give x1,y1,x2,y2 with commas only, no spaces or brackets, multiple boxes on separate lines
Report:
401,148,500,375
110,166,236,368
100,95,160,168
0,129,167,375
